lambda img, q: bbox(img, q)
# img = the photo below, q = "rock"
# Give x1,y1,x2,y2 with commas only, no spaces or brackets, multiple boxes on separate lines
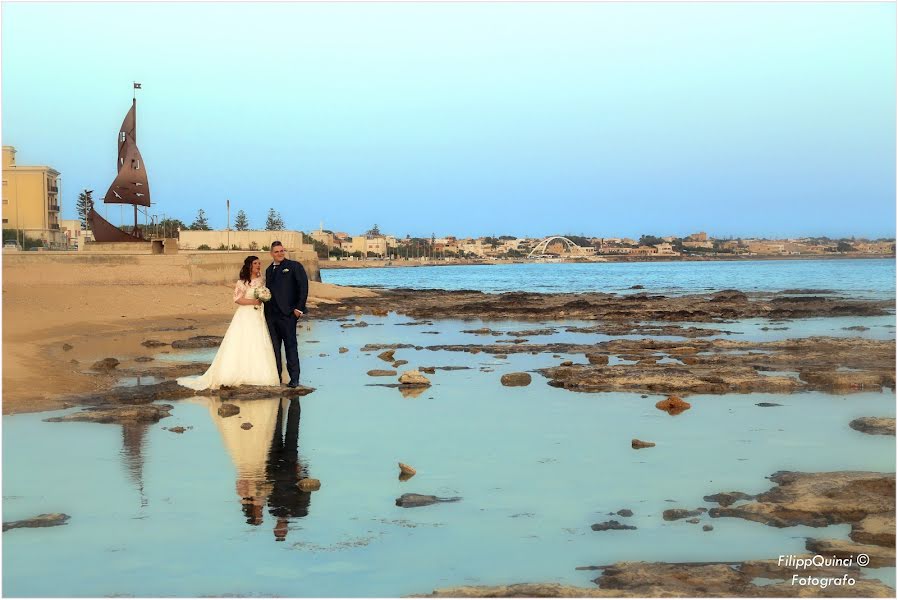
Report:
616,509,633,517
703,524,713,531
755,402,782,407
463,327,493,334
703,491,755,507
368,369,397,377
298,478,321,491
655,395,691,415
586,353,609,365
134,356,154,362
631,439,655,449
392,360,409,368
399,462,416,477
495,354,508,359
45,404,173,424
707,471,895,547
500,372,532,387
378,350,396,362
591,520,636,531
62,343,74,351
843,325,870,331
167,426,187,434
3,513,70,532
240,422,253,430
686,518,700,524
710,289,748,302
399,472,415,482
341,321,369,328
217,403,240,418
560,360,574,367
141,339,168,348
170,335,222,349
630,285,645,289
339,347,349,353
805,538,895,568
399,371,431,386
419,367,436,374
395,493,461,508
91,357,120,371
849,417,895,436
663,509,702,521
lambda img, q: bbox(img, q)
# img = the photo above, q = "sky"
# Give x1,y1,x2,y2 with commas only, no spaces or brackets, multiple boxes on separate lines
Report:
2,1,895,239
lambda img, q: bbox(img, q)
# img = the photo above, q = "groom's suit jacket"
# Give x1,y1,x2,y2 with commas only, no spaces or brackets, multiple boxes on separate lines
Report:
265,259,309,318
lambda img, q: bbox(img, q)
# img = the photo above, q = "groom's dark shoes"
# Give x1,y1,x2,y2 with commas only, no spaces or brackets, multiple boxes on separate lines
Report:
286,380,299,388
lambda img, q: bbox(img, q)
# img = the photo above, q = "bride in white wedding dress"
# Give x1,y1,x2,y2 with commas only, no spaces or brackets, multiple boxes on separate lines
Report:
177,256,281,391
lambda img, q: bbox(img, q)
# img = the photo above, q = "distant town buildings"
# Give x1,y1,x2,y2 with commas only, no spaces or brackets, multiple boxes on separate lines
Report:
178,229,313,252
2,145,67,248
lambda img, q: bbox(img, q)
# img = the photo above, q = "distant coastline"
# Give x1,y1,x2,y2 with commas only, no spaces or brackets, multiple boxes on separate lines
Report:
320,253,896,270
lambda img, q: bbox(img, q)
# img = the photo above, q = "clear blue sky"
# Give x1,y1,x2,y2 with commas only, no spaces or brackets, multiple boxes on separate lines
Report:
3,2,895,239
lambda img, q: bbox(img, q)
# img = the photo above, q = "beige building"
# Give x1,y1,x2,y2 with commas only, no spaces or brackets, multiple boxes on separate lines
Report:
688,232,708,241
653,242,678,255
349,235,388,257
682,240,714,249
2,146,66,248
746,241,786,254
310,228,336,249
179,229,313,252
60,218,95,250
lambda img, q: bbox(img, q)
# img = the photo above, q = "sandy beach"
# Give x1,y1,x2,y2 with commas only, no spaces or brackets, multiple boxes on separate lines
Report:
2,281,376,414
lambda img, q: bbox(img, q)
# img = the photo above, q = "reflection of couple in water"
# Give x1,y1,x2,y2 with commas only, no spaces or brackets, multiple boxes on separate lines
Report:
198,396,312,541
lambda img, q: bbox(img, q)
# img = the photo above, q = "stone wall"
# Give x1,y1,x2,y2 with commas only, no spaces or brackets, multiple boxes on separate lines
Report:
2,250,321,285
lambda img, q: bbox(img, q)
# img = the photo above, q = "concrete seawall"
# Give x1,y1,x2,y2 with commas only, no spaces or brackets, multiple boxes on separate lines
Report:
3,251,321,286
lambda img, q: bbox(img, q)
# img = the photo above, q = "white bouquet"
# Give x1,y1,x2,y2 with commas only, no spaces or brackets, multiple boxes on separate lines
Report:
253,286,272,310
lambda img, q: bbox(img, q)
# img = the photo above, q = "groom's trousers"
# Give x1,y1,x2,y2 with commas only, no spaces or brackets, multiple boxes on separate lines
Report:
268,314,300,383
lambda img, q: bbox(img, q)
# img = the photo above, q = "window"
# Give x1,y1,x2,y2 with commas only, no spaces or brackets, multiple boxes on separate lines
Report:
2,219,7,224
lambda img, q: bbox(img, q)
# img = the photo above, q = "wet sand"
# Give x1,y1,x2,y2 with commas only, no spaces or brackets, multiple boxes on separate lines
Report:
2,281,376,414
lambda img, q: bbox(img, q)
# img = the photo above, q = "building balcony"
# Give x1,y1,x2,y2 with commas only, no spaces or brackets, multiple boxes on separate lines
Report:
48,185,59,194
48,204,60,212
50,223,60,230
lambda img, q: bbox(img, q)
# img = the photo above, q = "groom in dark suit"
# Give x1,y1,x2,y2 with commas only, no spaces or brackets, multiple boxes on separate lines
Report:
265,241,309,388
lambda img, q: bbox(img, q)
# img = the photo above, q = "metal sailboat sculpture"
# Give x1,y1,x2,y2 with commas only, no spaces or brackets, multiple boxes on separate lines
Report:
88,91,151,242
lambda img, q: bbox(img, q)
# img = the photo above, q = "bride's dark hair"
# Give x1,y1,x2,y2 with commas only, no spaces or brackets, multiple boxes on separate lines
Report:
239,255,260,283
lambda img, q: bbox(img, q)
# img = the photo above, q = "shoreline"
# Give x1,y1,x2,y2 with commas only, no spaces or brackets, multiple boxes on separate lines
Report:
320,253,896,269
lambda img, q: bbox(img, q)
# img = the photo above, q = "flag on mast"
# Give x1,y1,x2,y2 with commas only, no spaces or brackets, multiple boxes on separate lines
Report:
134,82,142,89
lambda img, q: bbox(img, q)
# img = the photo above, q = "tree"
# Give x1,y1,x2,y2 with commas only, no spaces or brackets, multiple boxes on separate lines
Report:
76,189,93,229
190,209,211,231
639,234,664,247
837,241,856,253
158,218,187,238
234,210,249,231
265,208,285,231
366,224,382,236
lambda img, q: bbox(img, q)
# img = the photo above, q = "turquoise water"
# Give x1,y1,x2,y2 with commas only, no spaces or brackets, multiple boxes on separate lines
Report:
322,258,896,298
4,315,895,597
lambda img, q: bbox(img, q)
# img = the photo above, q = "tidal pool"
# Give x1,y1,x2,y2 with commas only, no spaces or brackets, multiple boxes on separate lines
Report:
4,315,895,597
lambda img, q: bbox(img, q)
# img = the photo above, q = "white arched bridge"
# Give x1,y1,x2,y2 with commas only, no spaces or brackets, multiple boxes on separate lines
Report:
527,236,594,258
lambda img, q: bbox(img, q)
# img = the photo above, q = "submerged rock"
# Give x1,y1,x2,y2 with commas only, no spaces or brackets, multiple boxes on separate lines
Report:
616,509,633,517
662,508,702,521
399,463,417,477
500,372,532,387
3,513,70,532
849,417,895,436
378,350,396,362
339,347,349,353
591,520,636,531
170,335,222,349
396,493,461,508
703,491,755,507
217,403,240,418
586,353,609,365
45,404,173,424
